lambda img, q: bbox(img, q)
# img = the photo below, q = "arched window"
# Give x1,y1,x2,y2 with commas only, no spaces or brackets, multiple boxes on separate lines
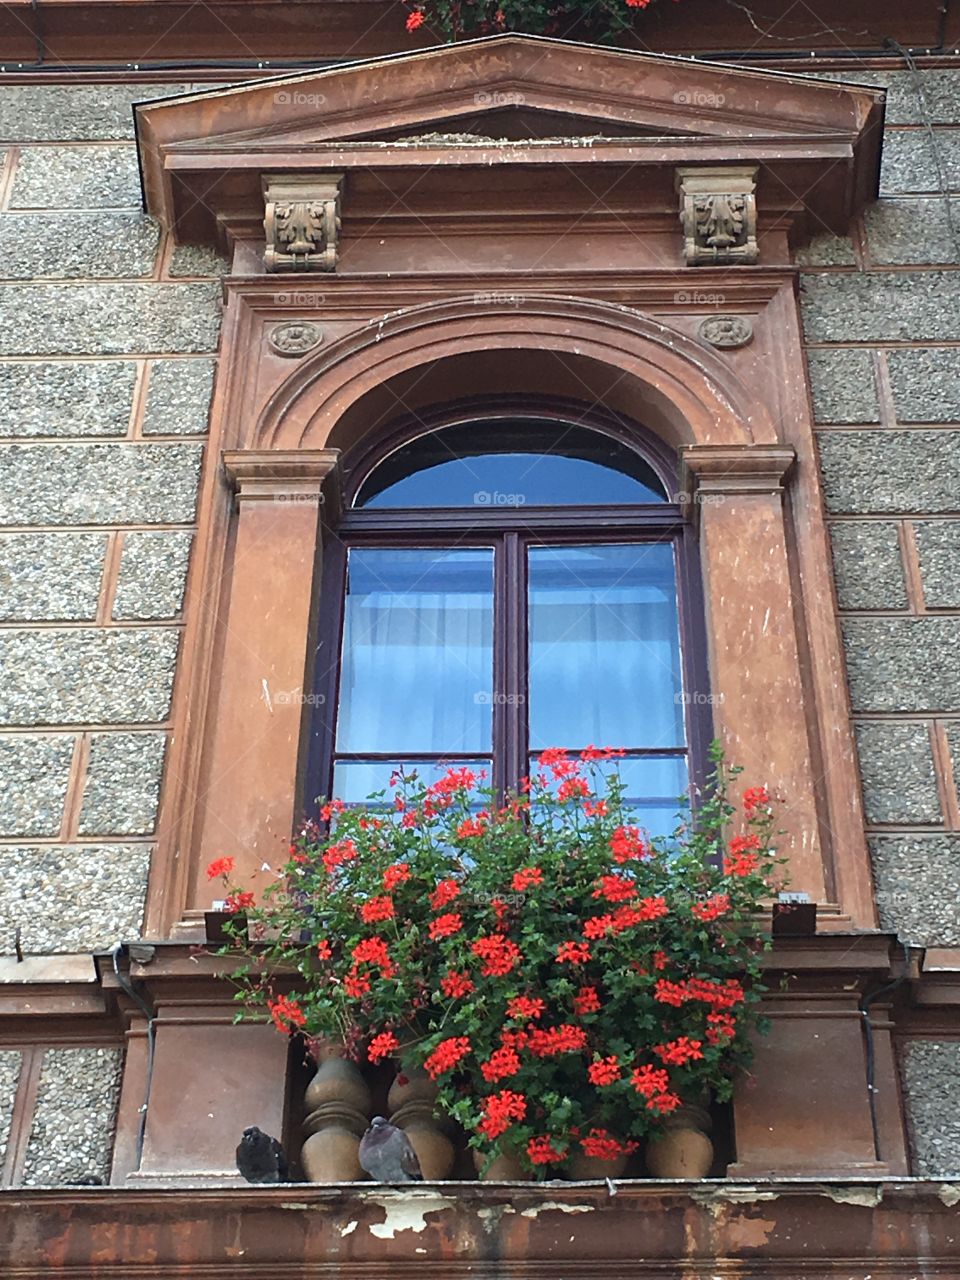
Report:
307,403,709,836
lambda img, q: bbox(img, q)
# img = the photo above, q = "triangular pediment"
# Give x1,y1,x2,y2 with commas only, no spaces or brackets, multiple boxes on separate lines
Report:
135,33,885,243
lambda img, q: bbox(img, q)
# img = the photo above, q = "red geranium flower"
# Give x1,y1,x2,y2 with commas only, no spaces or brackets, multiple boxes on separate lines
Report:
506,996,544,1021
206,856,235,880
430,878,460,909
343,969,371,998
692,893,730,922
654,1036,704,1066
429,912,463,941
593,873,637,903
527,1135,563,1165
557,776,590,802
368,1030,399,1063
609,826,648,863
556,940,590,965
511,866,543,892
583,799,608,817
477,1089,526,1139
225,890,255,913
457,817,488,839
580,1128,637,1159
630,1064,671,1098
383,863,410,891
423,1035,471,1080
472,935,521,976
361,895,395,923
742,785,770,815
480,1047,521,1082
316,940,332,961
268,995,306,1034
405,7,425,30
573,985,601,1015
588,1056,621,1086
440,969,474,998
527,1023,587,1057
323,838,358,872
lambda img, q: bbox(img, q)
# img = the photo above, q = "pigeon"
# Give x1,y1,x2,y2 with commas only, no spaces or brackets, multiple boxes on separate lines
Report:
358,1116,423,1182
236,1126,288,1184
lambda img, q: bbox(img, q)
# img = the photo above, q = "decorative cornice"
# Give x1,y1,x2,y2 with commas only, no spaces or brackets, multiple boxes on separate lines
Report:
222,448,342,515
677,166,759,266
262,175,343,273
679,444,796,500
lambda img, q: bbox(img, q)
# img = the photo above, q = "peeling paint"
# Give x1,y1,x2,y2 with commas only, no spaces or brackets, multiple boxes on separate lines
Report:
340,1220,358,1236
938,1184,960,1207
690,1185,780,1206
518,1201,595,1217
819,1185,884,1208
366,1192,456,1238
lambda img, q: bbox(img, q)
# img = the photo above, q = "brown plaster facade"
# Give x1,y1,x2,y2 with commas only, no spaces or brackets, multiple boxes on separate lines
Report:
5,33,960,1270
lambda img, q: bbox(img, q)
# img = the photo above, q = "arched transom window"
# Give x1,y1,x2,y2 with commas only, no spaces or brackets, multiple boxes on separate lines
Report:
308,407,708,836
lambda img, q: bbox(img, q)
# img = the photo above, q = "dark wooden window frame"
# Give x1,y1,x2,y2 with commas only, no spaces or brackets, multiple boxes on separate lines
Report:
302,396,712,816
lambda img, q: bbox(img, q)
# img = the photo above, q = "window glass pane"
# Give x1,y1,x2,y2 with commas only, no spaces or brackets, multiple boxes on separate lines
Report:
336,548,494,754
333,759,491,807
533,754,687,840
356,421,668,508
528,543,684,751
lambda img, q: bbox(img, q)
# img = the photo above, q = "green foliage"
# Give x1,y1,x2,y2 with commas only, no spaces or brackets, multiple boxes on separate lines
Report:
215,746,782,1174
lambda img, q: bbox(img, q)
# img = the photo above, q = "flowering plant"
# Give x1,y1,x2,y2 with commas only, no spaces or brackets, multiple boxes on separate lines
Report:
214,745,779,1175
403,0,667,41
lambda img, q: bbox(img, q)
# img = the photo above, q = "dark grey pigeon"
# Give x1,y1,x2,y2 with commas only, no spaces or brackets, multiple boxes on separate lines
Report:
236,1126,288,1184
358,1115,423,1182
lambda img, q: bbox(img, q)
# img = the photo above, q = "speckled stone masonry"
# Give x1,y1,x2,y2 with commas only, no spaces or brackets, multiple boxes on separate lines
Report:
10,145,141,209
829,523,907,610
865,198,960,265
0,213,160,280
880,130,960,194
816,431,960,514
901,1041,960,1176
142,359,216,435
0,735,75,837
887,348,960,421
0,442,202,525
0,84,194,142
0,844,151,955
802,272,960,343
114,530,193,620
0,628,180,725
914,522,960,607
0,1050,22,1167
871,835,960,945
806,349,879,424
0,532,107,620
843,618,960,713
0,361,137,437
854,722,941,825
169,243,230,277
79,732,167,836
21,1048,122,1186
0,283,221,356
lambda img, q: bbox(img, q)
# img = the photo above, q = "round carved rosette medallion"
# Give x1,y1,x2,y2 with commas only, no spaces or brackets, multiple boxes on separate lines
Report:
697,315,754,349
269,321,324,357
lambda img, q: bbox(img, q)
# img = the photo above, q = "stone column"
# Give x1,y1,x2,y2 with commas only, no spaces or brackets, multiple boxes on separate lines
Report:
680,444,828,906
185,449,339,916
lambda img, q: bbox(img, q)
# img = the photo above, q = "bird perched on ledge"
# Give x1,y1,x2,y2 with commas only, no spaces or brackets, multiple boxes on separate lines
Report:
359,1116,423,1182
236,1126,288,1184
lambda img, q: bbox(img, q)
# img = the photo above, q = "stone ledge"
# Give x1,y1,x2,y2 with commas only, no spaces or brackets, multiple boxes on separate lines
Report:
2,1180,960,1277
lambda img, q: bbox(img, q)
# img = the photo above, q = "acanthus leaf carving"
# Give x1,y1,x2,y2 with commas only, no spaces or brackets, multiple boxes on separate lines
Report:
263,174,343,273
677,167,759,267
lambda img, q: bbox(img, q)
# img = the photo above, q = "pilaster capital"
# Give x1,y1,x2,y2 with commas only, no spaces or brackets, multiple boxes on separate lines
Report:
679,444,795,502
222,447,342,518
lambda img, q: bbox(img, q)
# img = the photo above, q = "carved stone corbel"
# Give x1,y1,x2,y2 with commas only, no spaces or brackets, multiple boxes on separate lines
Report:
263,174,343,272
676,167,759,266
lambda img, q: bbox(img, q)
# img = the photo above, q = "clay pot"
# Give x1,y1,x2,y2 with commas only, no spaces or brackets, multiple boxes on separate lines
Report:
387,1067,456,1179
565,1148,631,1180
301,1040,372,1182
472,1147,533,1181
644,1104,714,1178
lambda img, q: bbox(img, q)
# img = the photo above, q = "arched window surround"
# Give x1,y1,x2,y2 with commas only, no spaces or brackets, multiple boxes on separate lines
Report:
302,396,713,824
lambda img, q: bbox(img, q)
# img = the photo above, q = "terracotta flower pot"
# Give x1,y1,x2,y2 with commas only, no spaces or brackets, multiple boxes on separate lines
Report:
301,1039,372,1182
644,1104,714,1178
472,1147,533,1181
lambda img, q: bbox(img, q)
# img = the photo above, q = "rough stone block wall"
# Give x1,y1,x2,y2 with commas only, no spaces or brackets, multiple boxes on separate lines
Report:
800,66,960,952
0,83,224,958
800,67,960,1176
